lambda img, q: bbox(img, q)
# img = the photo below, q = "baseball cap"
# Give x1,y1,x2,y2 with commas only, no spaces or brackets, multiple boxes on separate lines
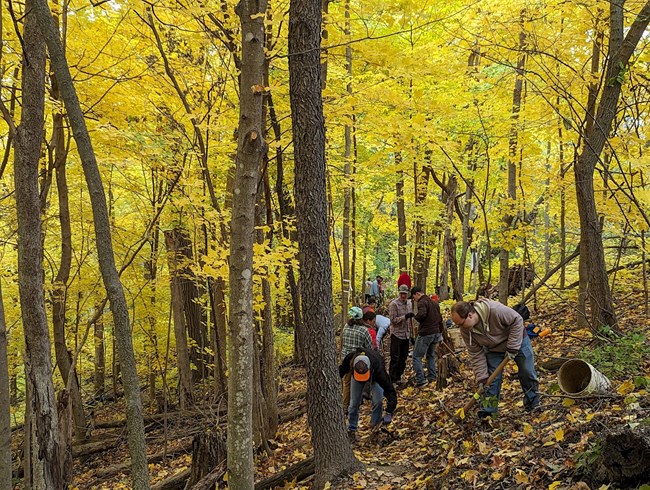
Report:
353,355,371,382
348,306,363,320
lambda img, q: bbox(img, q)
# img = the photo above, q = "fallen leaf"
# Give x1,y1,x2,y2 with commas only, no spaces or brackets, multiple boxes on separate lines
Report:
523,422,533,436
514,469,528,484
617,379,634,395
555,428,564,442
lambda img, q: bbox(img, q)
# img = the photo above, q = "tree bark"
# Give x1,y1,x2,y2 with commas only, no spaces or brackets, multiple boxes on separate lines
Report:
210,277,228,397
50,110,86,442
396,161,407,273
164,229,195,410
32,1,151,486
14,2,65,486
0,280,11,490
227,0,268,486
573,0,650,331
498,22,526,305
256,190,278,438
341,0,353,322
93,315,105,398
289,0,362,486
412,160,431,287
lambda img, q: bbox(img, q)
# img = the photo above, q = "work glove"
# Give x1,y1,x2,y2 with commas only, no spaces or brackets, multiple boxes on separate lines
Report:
506,350,518,361
383,412,393,425
477,378,488,393
405,312,415,319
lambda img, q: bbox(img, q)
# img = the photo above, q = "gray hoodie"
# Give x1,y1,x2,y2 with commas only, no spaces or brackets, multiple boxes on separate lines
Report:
460,299,524,381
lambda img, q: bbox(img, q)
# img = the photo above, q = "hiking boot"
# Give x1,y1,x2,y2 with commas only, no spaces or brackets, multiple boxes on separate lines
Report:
347,430,356,444
415,380,428,388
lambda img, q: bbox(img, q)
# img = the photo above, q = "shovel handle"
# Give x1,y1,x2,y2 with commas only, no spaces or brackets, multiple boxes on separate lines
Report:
462,356,510,415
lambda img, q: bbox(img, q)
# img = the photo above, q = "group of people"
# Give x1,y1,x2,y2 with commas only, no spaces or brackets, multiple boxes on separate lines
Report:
340,273,540,440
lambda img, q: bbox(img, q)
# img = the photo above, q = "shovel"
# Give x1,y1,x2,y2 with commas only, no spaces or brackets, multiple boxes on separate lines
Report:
454,356,510,423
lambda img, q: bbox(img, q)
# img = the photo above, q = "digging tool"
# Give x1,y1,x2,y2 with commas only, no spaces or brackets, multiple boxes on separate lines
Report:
454,356,510,423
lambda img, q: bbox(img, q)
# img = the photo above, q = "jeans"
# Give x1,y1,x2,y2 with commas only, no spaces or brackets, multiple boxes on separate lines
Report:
479,334,539,416
389,334,410,382
348,378,384,431
412,333,443,384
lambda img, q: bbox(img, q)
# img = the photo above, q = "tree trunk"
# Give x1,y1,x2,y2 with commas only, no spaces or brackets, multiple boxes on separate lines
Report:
227,0,267,486
573,0,650,331
93,315,105,398
396,161,407,273
164,229,195,410
288,0,362,486
256,190,278,437
269,92,304,363
209,277,228,397
341,0,353,321
412,161,431,287
498,23,526,305
0,280,11,490
14,3,65,486
50,112,86,442
32,1,152,486
163,228,208,382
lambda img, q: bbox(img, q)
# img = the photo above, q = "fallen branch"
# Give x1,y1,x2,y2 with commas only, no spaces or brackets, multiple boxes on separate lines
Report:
254,456,315,490
187,461,227,490
95,443,193,479
151,468,190,490
73,437,121,458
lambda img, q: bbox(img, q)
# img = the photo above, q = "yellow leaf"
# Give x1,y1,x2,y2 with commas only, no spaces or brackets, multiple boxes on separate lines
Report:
555,428,565,442
461,470,479,482
514,469,529,484
523,422,533,436
562,397,576,407
323,482,331,490
456,408,465,420
549,481,562,490
491,471,504,481
586,413,596,422
617,379,635,395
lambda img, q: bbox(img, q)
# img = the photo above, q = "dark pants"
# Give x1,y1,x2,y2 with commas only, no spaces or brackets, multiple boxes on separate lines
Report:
389,334,409,382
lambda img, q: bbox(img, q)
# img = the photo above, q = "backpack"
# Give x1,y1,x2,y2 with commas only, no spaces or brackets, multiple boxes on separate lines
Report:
513,303,530,321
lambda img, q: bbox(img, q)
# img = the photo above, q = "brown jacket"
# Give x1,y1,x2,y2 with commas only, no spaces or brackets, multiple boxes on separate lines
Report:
460,299,524,381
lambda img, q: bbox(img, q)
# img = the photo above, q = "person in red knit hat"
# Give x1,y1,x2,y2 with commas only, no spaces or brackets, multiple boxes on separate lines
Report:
397,270,411,289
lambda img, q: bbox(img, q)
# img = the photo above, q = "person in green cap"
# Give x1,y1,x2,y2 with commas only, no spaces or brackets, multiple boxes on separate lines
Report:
340,306,374,411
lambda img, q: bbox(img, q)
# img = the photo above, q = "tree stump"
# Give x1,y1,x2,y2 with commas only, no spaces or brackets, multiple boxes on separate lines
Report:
185,429,227,489
591,427,650,486
435,352,459,390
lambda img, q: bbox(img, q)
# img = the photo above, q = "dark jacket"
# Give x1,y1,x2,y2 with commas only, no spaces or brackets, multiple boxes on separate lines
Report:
414,294,443,335
339,349,397,414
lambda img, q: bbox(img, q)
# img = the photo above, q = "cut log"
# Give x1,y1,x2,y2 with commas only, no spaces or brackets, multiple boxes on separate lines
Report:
592,427,650,486
254,456,315,490
151,468,190,490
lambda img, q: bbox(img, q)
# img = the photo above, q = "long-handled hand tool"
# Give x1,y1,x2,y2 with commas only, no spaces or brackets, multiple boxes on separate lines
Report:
454,356,510,423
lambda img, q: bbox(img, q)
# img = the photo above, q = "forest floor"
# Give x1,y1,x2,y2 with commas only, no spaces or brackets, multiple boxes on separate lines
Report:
62,292,650,490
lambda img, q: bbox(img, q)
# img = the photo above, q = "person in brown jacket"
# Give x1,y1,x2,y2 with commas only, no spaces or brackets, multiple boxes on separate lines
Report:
451,299,539,418
410,287,444,387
